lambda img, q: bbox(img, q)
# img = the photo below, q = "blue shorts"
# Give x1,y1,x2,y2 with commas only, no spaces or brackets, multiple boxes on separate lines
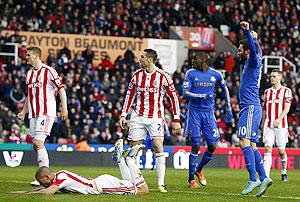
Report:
184,109,219,146
237,105,262,143
142,133,153,150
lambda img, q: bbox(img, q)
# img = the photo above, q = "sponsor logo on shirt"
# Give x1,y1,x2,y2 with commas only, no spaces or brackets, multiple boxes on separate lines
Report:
28,82,42,88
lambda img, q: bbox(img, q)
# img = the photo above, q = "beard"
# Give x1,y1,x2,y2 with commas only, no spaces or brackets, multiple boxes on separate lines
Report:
239,55,246,63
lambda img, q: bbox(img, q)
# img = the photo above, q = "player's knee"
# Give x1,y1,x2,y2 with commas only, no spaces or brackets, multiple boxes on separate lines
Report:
33,140,45,151
239,138,250,148
191,145,199,153
265,145,272,153
153,140,163,153
207,145,216,154
278,149,286,156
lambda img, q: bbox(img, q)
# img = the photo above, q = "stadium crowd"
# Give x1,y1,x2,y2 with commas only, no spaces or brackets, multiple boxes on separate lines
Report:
1,0,299,69
0,0,299,148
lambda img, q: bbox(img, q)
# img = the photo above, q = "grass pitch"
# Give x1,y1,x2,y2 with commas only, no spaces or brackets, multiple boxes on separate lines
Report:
0,166,299,202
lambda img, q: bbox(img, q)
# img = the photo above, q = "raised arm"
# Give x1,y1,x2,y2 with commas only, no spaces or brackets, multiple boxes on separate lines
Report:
240,21,258,58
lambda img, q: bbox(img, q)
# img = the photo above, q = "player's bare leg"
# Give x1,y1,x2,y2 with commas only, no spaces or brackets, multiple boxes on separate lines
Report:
278,149,288,182
153,138,167,193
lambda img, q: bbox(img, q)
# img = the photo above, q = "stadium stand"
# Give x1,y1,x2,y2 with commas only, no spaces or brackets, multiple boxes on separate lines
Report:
0,0,299,148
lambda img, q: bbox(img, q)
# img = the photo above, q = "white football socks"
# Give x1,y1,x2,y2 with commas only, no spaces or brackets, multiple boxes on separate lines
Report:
118,158,131,181
156,153,166,186
280,152,287,175
37,147,49,167
125,157,145,187
263,152,272,178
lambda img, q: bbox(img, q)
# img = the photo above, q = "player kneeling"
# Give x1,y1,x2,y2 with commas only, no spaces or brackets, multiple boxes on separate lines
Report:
12,140,149,196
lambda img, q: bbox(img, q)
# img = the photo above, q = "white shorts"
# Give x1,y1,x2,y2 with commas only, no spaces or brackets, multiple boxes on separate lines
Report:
128,111,164,141
263,127,288,149
29,116,55,142
94,174,137,195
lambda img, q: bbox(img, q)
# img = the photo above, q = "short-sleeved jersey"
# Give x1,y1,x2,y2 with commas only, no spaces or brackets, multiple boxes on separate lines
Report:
182,67,226,111
263,86,292,128
26,63,64,119
121,67,180,121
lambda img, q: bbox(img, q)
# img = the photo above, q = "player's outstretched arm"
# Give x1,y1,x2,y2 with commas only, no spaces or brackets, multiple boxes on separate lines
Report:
11,185,59,195
58,88,68,121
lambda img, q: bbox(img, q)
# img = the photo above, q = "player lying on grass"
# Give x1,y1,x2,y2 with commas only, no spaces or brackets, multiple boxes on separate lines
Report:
11,140,149,196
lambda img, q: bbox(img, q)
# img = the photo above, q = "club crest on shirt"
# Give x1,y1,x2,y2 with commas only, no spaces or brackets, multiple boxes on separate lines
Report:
210,76,216,82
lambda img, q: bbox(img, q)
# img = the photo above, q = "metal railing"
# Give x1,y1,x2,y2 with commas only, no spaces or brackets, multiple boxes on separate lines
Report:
0,43,19,65
262,56,296,75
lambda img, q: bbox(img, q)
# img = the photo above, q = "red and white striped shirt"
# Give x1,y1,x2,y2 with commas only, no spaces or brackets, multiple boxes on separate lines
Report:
121,67,180,121
52,170,99,194
26,63,64,119
262,85,292,128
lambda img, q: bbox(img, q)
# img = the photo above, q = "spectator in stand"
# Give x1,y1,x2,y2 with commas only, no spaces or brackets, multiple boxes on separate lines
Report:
224,51,235,75
58,45,71,61
82,45,94,64
100,55,114,70
18,42,27,61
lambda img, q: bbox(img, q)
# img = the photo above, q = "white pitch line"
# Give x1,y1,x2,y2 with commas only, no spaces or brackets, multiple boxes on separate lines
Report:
0,180,28,184
149,189,300,200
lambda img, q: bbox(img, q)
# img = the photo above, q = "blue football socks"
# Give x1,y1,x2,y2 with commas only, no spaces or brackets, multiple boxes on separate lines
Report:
242,146,257,182
253,149,267,181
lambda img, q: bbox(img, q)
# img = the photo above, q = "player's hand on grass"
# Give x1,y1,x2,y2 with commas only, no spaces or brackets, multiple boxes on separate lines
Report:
250,31,258,39
119,117,126,129
225,107,233,124
172,122,181,136
240,21,249,30
17,111,25,121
